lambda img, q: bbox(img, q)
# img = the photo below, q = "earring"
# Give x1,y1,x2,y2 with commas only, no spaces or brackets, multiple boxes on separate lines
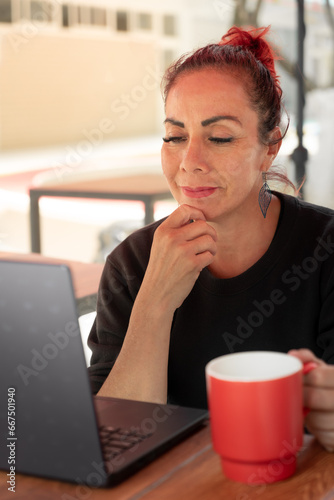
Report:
258,172,272,218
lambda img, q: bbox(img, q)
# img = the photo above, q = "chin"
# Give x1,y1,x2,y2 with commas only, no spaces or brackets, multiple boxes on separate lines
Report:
175,197,219,219
194,206,222,222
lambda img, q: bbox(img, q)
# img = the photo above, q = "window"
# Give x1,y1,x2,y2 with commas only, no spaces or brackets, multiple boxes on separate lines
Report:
163,14,176,36
19,0,29,20
79,6,91,25
30,1,52,22
92,7,106,26
138,12,152,30
62,4,69,27
0,0,12,23
312,57,320,86
116,11,128,31
163,49,175,70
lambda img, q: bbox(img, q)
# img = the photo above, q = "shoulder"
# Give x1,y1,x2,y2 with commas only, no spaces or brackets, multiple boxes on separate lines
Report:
295,196,334,218
97,217,167,297
277,192,334,233
275,193,334,275
105,217,166,273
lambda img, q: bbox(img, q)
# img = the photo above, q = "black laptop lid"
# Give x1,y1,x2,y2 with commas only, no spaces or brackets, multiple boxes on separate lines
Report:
0,261,104,483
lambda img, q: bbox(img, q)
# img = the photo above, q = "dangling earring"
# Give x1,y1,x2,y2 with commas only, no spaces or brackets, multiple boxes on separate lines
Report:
258,171,272,219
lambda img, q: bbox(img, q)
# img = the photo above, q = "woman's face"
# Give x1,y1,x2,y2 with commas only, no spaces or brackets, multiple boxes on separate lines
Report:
161,68,277,223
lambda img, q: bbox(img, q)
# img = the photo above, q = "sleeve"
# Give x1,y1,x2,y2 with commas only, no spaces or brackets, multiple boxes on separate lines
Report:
86,221,159,394
87,259,136,394
317,262,334,365
316,219,334,365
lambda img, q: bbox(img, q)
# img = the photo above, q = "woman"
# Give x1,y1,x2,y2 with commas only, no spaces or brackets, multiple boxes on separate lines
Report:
88,26,334,452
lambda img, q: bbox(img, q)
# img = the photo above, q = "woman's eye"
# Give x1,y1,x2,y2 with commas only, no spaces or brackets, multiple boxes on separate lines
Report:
209,137,233,144
162,136,186,143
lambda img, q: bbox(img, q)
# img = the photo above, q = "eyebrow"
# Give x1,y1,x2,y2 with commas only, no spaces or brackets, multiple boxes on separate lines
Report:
163,118,185,128
201,115,242,127
163,115,242,128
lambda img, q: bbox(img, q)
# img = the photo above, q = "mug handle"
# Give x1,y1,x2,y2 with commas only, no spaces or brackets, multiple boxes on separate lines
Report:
302,361,318,417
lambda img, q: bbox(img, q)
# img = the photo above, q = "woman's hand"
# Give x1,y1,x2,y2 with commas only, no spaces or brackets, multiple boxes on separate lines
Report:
289,348,334,452
141,204,217,315
98,204,217,403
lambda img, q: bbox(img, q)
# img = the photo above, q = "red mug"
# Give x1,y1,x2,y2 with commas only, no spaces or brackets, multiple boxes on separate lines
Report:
205,351,316,484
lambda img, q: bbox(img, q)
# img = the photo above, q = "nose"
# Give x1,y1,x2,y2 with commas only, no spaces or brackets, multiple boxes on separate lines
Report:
180,139,210,174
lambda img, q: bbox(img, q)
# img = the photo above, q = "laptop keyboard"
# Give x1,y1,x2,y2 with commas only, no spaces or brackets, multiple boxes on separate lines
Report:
99,426,153,461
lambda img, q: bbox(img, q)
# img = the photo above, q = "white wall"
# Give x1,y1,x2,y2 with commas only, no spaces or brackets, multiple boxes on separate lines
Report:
0,30,160,149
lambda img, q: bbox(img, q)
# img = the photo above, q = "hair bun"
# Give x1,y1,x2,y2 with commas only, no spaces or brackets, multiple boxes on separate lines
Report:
218,26,281,83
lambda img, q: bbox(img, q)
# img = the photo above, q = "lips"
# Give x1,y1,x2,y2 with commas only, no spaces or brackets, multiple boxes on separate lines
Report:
181,186,218,198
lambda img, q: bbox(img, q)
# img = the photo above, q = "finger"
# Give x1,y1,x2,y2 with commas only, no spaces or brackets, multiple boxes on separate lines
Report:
184,234,217,258
306,409,334,430
288,348,324,365
304,413,334,452
304,365,334,389
288,349,333,387
304,386,334,411
182,219,217,242
165,204,208,228
191,250,217,272
305,426,334,453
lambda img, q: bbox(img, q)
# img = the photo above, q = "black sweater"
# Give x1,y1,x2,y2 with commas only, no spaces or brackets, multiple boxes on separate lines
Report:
88,192,334,408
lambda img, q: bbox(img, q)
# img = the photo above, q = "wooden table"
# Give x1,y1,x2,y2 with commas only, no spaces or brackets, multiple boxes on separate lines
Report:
0,424,333,499
29,173,172,253
0,252,104,315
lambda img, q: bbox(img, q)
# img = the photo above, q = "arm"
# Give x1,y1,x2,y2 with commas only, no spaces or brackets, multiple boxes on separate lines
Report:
288,229,334,452
96,204,217,404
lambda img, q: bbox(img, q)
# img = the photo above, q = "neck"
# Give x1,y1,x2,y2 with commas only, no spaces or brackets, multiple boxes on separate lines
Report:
207,194,281,279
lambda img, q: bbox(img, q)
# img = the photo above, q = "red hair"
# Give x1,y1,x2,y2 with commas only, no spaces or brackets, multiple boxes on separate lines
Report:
162,26,297,193
218,26,282,98
162,26,284,144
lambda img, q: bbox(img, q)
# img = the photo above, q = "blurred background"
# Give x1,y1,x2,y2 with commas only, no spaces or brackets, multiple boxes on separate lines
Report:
1,0,333,360
0,0,334,264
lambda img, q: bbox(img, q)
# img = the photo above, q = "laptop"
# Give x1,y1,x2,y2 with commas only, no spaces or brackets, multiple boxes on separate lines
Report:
0,260,208,487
